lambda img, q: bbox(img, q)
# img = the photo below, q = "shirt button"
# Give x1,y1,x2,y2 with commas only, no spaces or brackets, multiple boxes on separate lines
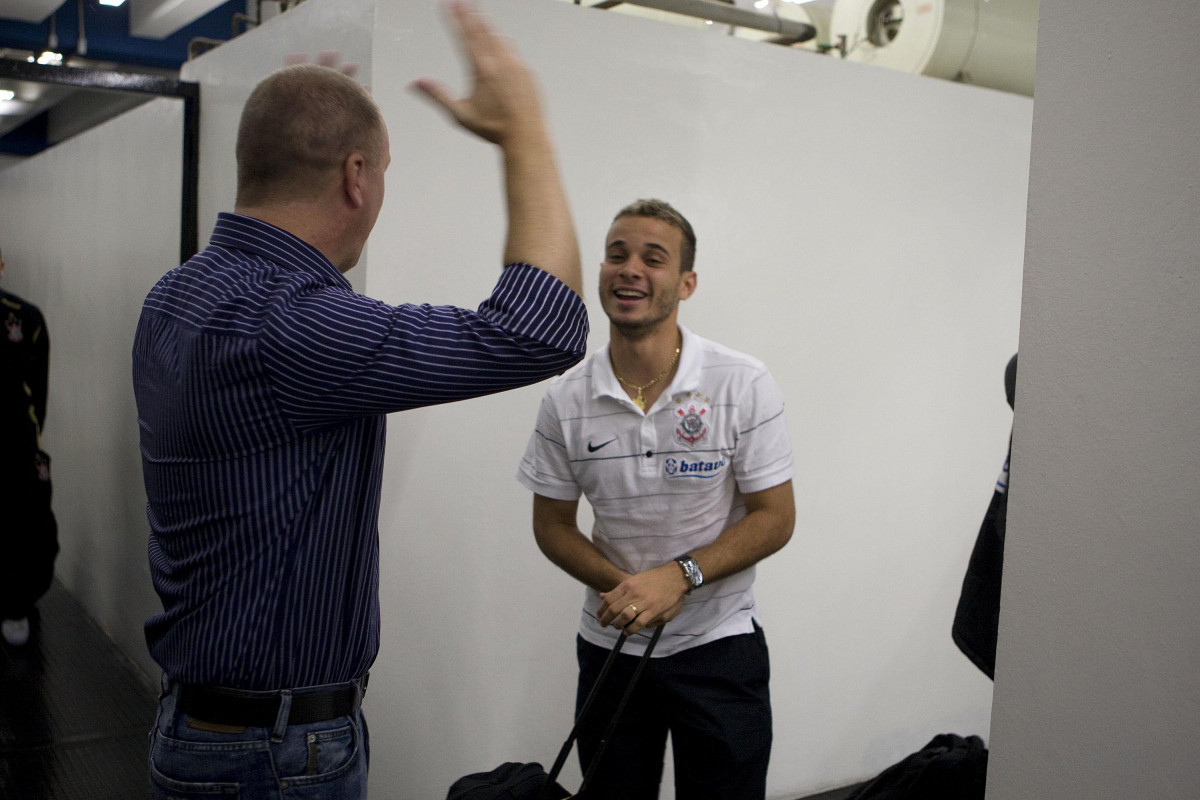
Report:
645,450,653,458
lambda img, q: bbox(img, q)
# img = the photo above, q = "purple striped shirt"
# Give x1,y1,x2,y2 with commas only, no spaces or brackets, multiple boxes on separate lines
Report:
133,212,587,689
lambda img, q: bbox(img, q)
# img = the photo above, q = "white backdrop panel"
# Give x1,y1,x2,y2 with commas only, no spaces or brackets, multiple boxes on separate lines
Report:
0,98,183,678
368,1,1030,797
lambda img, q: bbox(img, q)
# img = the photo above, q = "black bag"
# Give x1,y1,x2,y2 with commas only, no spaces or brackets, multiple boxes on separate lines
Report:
447,762,569,800
447,627,663,800
847,733,988,800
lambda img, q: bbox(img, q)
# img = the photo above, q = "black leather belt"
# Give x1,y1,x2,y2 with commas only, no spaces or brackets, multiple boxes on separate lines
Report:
175,676,367,728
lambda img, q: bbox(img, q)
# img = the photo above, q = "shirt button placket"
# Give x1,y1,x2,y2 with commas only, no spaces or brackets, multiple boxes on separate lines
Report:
640,414,658,477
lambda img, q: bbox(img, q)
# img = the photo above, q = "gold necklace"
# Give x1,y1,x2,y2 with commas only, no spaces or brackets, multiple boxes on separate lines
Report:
613,342,682,411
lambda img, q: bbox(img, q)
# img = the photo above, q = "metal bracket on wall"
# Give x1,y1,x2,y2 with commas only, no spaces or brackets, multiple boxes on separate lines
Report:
0,59,200,264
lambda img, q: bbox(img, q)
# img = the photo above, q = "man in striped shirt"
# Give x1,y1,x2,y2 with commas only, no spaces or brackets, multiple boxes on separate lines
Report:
133,4,586,797
518,199,795,799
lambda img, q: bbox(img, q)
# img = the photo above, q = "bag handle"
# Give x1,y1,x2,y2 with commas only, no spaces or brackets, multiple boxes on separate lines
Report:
537,626,664,800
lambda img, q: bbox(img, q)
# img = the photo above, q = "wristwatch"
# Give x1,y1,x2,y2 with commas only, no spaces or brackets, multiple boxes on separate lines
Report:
675,555,704,593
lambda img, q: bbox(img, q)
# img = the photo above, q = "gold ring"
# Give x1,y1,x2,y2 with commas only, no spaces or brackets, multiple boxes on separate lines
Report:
627,604,638,615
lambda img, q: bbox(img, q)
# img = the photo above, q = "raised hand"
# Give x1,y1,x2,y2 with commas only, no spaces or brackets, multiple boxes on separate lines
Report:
411,0,544,146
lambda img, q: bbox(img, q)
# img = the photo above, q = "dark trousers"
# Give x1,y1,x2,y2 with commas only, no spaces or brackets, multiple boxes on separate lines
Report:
0,450,58,620
575,624,772,800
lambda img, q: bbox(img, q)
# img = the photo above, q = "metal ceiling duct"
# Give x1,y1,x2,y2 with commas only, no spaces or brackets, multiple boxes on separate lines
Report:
830,0,1038,96
730,0,836,51
609,0,817,42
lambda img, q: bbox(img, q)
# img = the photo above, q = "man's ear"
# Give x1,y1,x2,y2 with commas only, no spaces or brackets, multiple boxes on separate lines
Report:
679,269,697,301
343,151,367,208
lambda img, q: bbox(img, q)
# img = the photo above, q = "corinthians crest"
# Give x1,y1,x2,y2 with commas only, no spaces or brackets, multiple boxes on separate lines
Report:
673,391,711,446
6,312,23,343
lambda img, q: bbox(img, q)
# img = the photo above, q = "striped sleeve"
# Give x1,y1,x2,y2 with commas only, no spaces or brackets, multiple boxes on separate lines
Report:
516,390,582,501
261,262,588,429
732,368,794,494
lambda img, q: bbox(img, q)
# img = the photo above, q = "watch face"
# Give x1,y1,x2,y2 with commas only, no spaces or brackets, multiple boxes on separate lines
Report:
678,557,701,588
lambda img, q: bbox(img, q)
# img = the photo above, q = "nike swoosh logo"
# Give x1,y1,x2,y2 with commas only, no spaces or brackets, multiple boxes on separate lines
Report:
587,438,617,453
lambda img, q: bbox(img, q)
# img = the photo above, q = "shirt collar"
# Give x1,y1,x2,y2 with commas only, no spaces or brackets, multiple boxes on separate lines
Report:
209,212,351,289
595,324,701,411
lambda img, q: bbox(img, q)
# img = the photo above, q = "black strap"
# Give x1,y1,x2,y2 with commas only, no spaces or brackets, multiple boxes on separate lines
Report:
537,626,664,800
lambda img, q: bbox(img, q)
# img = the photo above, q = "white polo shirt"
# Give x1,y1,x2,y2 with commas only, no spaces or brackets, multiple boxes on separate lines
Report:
517,325,794,657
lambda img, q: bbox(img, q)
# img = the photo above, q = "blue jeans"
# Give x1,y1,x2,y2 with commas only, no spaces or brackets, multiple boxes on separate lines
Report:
149,677,370,800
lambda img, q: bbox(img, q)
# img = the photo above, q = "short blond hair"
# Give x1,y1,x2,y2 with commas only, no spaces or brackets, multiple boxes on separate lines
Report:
236,64,385,207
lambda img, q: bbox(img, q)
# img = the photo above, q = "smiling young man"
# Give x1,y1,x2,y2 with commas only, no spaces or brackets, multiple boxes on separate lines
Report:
518,199,795,799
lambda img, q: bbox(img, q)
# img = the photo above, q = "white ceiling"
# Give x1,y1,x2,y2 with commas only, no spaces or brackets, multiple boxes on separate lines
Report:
129,0,229,39
2,0,65,25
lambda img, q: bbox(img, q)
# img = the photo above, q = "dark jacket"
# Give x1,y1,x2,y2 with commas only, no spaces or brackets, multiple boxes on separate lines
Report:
951,354,1017,680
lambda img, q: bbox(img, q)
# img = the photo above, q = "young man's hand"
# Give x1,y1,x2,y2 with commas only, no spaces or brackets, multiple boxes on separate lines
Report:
598,563,691,637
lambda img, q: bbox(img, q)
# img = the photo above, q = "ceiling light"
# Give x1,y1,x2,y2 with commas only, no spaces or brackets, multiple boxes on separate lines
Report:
36,51,64,65
0,99,29,116
754,0,770,7
0,90,14,102
99,0,126,6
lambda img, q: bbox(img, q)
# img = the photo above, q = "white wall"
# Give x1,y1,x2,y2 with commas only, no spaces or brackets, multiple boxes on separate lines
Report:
987,0,1200,797
370,2,1028,797
0,0,1033,797
0,98,182,678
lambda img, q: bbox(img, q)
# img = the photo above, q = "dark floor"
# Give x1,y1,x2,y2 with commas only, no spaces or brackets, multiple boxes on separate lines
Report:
0,582,865,800
0,581,157,800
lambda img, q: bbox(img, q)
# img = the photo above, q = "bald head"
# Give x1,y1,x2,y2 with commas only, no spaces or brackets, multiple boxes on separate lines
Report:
236,64,385,208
